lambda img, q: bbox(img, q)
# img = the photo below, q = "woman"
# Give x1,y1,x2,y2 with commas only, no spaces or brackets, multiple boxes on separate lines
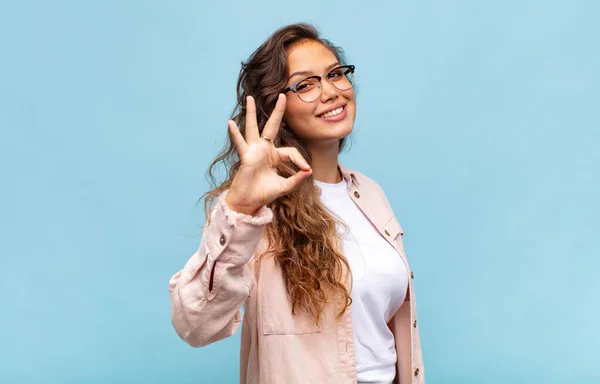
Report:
169,23,425,384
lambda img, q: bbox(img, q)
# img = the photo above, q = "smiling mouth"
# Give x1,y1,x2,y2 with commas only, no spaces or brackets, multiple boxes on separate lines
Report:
318,106,345,119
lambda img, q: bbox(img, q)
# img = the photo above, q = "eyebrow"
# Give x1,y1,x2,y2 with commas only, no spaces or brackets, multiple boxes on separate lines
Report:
287,62,341,82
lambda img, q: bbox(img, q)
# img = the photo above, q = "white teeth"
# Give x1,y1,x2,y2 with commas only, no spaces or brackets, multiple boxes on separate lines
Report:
320,106,344,118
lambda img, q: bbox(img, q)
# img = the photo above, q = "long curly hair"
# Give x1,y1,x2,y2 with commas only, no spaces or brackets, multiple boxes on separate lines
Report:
202,23,353,325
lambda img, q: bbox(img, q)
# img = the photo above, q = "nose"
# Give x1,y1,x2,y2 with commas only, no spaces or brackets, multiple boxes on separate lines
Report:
320,78,339,102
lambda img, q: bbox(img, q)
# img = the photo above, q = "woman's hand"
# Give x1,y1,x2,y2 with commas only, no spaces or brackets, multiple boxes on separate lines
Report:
225,94,312,215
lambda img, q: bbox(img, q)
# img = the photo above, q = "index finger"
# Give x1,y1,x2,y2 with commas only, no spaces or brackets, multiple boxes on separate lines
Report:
245,96,260,143
261,94,286,142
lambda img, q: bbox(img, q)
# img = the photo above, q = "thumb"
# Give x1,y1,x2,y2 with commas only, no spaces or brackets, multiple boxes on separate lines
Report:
279,168,313,195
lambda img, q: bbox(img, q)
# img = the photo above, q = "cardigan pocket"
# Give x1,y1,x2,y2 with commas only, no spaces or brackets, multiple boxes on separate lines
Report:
259,286,322,335
383,216,407,256
261,313,322,335
383,216,404,239
258,258,322,335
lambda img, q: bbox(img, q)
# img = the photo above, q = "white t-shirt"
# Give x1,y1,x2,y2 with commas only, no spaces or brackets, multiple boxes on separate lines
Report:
315,178,409,384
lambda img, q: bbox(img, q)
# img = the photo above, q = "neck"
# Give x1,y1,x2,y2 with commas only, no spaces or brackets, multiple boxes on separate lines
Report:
308,141,342,184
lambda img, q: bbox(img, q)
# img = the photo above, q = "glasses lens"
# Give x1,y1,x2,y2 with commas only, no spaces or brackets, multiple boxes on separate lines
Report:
329,66,354,91
297,77,321,102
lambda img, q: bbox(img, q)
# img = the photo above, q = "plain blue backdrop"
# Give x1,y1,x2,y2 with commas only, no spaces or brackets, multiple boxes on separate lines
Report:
1,0,598,383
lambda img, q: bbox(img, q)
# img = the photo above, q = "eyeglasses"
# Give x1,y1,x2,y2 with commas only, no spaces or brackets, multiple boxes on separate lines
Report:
283,65,355,103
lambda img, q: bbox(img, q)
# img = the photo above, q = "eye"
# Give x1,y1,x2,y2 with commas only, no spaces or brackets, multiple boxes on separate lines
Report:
328,68,344,78
296,79,317,93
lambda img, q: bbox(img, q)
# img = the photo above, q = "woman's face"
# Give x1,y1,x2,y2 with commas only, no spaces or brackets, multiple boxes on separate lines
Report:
282,40,356,149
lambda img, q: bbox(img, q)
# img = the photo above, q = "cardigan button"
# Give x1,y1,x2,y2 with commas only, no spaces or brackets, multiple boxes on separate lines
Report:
411,271,414,279
413,320,417,328
384,229,390,236
414,368,420,376
353,191,360,198
219,234,226,246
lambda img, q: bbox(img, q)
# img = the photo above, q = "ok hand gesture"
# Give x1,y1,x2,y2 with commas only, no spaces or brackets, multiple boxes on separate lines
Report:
225,94,312,215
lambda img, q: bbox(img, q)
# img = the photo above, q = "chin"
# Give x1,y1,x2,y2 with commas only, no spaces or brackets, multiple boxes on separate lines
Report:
337,123,354,139
318,122,354,143
321,117,354,137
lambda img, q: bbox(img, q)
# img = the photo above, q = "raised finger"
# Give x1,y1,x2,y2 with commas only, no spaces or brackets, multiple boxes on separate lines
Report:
245,96,260,143
261,94,286,142
276,147,311,171
228,120,248,155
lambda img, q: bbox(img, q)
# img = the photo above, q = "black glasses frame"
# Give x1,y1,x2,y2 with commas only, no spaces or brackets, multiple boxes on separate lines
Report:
282,65,356,102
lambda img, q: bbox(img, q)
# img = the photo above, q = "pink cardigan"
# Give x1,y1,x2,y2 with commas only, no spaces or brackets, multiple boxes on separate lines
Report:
169,166,425,383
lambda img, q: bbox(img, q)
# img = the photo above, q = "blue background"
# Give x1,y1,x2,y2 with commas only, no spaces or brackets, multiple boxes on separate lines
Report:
1,0,598,383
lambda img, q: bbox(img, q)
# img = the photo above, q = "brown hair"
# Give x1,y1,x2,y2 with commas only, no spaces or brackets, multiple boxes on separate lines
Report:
202,23,352,325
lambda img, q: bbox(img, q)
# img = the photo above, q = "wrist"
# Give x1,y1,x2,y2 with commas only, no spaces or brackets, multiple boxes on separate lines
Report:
224,193,260,216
